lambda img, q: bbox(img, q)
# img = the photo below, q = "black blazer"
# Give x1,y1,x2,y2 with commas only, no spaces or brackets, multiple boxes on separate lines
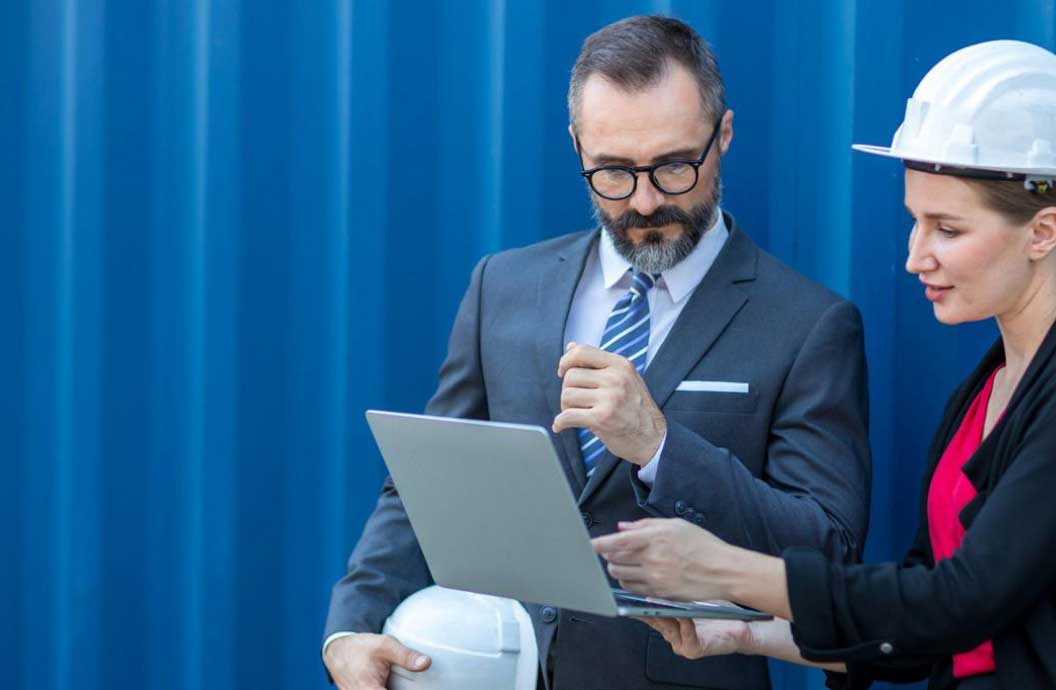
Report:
784,319,1056,689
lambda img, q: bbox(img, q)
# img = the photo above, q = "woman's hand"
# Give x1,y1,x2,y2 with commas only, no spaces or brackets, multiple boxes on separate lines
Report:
641,615,848,674
637,613,753,659
591,518,735,601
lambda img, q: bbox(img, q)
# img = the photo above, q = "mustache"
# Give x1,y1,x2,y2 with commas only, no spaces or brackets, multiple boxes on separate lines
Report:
606,206,694,233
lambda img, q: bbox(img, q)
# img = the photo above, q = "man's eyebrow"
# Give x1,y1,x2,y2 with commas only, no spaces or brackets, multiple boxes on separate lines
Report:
585,147,703,167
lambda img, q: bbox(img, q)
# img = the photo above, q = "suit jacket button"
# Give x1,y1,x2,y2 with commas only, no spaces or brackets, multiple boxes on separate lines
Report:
541,607,557,623
879,642,894,654
581,511,593,528
674,500,688,515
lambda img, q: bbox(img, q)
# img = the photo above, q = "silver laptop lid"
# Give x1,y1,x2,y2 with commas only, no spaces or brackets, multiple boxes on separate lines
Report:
365,410,619,617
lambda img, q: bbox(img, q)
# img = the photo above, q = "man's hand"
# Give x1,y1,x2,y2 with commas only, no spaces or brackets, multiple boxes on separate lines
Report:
552,342,666,465
637,613,754,659
324,633,430,690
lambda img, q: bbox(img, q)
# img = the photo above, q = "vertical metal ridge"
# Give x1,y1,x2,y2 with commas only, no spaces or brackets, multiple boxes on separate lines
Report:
49,0,107,688
347,0,389,541
55,1,79,686
183,2,211,688
327,0,353,572
199,0,240,685
486,0,506,254
820,0,856,296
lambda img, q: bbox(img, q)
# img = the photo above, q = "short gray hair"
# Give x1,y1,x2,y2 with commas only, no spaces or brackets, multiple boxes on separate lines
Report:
568,16,726,132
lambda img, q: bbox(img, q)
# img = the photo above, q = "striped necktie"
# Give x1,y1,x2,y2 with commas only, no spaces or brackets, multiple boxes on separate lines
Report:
577,270,656,475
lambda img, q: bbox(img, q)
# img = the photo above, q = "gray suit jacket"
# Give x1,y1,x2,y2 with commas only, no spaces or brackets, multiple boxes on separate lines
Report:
326,215,871,690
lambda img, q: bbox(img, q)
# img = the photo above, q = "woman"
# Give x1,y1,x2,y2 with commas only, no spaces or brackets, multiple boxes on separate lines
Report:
591,40,1056,689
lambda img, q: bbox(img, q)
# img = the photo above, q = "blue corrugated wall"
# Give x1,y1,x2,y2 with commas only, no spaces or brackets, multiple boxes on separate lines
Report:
3,2,1054,689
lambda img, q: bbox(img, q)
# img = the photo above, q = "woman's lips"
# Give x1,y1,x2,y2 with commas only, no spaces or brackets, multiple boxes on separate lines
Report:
925,284,952,302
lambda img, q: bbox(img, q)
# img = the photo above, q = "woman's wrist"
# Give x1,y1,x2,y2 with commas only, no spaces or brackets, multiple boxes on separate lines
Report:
709,542,757,601
741,618,790,657
717,546,792,620
741,619,764,656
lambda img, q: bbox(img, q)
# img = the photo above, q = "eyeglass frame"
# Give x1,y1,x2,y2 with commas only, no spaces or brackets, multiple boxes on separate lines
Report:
575,112,726,201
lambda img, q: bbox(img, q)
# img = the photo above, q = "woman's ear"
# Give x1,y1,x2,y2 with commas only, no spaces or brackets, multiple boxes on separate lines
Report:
1027,205,1056,261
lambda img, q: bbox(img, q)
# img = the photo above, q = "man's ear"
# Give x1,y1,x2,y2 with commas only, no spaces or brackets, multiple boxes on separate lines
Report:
568,124,578,153
719,110,734,156
1028,205,1056,261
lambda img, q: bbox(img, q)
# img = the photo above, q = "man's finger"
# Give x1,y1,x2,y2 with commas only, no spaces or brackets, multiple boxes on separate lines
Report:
558,343,620,377
559,385,599,411
552,408,593,433
561,366,606,389
378,636,431,672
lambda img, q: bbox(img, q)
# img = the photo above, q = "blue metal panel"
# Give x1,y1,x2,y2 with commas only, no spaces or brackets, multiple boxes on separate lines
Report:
5,2,1055,690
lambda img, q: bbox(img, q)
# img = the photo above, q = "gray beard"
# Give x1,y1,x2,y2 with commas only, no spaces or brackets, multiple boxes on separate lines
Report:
593,177,722,275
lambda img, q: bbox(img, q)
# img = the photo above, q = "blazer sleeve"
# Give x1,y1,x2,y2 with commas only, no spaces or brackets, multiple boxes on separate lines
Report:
784,407,1056,684
631,299,871,564
323,256,491,639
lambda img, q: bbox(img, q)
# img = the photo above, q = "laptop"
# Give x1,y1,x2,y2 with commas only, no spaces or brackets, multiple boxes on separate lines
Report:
364,410,771,621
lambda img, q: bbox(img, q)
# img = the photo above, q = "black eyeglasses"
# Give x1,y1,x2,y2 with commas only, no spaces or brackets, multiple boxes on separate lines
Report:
576,113,725,201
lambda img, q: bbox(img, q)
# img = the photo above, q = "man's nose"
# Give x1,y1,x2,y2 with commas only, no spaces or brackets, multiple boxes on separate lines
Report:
627,173,665,216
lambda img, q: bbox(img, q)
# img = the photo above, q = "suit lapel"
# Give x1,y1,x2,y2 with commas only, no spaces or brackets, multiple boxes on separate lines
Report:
535,230,598,495
577,216,758,505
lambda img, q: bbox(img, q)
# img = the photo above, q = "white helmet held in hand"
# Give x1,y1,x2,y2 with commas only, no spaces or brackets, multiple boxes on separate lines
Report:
382,586,539,690
854,39,1056,191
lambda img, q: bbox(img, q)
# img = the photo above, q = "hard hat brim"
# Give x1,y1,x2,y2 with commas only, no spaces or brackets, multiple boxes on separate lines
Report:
851,143,1056,176
851,143,901,159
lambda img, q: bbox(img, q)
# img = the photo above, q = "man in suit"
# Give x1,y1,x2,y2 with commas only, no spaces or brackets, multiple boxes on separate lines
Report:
323,15,871,690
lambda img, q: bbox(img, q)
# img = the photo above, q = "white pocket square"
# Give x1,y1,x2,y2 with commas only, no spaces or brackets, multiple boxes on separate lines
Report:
675,380,750,394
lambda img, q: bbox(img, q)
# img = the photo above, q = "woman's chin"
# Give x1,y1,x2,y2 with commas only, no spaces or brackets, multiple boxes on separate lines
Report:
932,303,989,327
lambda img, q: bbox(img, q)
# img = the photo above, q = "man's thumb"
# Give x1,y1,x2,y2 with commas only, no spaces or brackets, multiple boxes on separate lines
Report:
381,636,431,672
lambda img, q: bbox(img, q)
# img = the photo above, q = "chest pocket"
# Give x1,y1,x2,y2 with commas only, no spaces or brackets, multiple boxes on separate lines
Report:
664,386,759,414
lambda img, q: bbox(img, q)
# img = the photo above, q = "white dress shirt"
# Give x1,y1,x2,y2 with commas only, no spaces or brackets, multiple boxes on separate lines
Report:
563,210,729,484
324,211,729,655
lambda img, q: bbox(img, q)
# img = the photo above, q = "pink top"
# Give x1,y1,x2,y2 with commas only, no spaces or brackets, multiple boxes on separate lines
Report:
926,365,1004,679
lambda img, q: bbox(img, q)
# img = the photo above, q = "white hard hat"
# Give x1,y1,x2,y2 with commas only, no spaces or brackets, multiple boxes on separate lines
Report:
382,586,538,690
854,40,1056,190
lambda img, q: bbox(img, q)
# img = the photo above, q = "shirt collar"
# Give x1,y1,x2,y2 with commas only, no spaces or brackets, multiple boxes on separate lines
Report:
598,210,729,304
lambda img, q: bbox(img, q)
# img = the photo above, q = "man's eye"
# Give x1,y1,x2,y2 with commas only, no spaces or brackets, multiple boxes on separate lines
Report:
938,227,959,238
596,169,628,182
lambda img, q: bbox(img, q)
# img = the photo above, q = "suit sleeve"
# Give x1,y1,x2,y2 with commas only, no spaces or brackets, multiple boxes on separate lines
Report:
783,407,1056,686
323,256,491,639
631,299,871,564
